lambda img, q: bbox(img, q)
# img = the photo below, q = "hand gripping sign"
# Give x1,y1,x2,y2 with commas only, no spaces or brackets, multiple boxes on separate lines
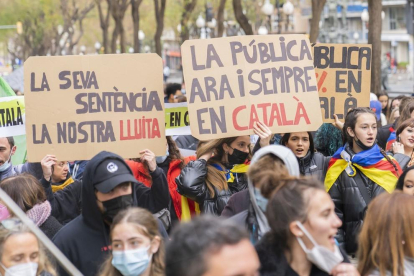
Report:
181,35,323,140
24,54,166,161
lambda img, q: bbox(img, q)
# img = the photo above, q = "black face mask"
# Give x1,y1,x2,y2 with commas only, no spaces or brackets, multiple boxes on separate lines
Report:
228,147,249,165
354,135,376,151
101,194,133,223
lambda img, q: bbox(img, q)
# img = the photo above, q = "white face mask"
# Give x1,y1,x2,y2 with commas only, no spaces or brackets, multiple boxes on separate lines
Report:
1,262,38,276
295,221,343,274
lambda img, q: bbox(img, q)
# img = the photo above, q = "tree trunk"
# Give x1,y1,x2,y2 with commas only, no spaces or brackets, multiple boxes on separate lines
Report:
309,0,326,43
154,0,166,56
111,20,120,53
180,0,197,44
110,0,129,53
368,0,382,94
97,0,112,54
131,0,143,53
217,0,227,37
232,0,253,35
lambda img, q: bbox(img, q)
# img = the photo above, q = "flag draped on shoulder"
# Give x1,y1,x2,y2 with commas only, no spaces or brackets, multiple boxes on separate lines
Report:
325,144,401,193
210,162,250,183
385,128,396,151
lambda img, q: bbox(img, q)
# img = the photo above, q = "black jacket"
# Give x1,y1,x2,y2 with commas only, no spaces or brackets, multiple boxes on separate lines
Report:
176,159,248,215
220,189,250,217
255,234,349,276
52,151,170,276
297,152,330,182
40,216,62,240
328,147,406,254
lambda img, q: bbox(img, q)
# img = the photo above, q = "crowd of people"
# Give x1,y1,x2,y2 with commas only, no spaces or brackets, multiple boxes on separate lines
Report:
0,88,413,276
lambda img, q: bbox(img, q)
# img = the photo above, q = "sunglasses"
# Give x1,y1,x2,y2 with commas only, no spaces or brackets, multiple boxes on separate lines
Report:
0,218,23,231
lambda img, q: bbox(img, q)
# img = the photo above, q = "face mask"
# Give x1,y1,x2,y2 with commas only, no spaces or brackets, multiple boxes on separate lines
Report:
254,187,268,213
0,151,13,172
0,204,10,221
295,221,343,274
227,147,249,165
102,195,133,223
354,135,375,151
112,246,151,276
0,262,38,276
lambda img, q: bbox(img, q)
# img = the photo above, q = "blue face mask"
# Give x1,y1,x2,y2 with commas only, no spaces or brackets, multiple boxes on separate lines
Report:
112,246,151,276
156,148,169,164
254,187,268,212
0,151,13,172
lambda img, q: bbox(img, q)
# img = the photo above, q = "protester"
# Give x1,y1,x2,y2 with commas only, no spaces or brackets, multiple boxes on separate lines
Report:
377,92,389,117
314,124,343,157
386,100,414,150
389,118,414,169
256,177,358,276
100,208,164,276
378,96,412,149
222,145,300,243
0,174,62,239
0,137,42,181
176,135,251,215
126,136,198,224
281,132,330,182
326,107,402,255
40,151,170,226
165,216,259,276
370,100,385,127
48,160,77,193
164,83,182,103
396,166,414,195
0,218,56,276
357,192,414,275
52,151,169,276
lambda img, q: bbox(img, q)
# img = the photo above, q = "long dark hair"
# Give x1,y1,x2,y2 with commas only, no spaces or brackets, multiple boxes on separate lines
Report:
280,132,315,156
377,92,389,116
396,166,414,191
343,107,400,176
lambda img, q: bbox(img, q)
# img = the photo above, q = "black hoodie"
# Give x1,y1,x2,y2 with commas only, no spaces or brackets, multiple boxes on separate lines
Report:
52,151,170,276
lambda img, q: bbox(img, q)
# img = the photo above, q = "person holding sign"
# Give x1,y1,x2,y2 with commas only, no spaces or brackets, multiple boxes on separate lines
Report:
325,108,402,255
0,218,56,276
281,132,330,182
176,136,251,216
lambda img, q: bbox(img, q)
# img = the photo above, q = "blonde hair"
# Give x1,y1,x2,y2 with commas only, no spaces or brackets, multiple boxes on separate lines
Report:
99,208,165,276
0,222,56,276
196,137,251,198
357,191,414,276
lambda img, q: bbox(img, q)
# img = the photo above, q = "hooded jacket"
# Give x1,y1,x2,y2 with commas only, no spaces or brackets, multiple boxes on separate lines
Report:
297,151,330,182
226,146,300,242
52,151,169,276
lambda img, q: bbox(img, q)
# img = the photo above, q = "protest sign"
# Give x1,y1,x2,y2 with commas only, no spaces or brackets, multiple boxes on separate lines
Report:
24,54,166,161
312,43,372,122
165,102,191,136
0,96,25,138
181,35,323,140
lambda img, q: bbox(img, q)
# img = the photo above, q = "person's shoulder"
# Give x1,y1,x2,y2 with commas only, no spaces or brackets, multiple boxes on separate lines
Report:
52,216,83,242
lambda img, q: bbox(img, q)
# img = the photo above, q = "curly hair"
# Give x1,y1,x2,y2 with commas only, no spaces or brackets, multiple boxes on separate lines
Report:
314,124,343,156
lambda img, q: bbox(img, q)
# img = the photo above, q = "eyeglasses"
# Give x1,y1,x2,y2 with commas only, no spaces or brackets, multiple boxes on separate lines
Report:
0,218,23,231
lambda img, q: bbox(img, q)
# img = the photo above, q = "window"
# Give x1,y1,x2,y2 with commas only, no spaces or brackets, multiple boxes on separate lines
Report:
389,7,406,30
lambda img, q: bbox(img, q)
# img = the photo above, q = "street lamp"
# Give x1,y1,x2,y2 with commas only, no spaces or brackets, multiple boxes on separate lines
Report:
282,0,294,31
361,9,369,42
196,14,205,28
353,32,360,44
261,0,274,16
80,45,86,55
94,41,101,54
138,30,145,52
128,47,134,53
258,26,268,35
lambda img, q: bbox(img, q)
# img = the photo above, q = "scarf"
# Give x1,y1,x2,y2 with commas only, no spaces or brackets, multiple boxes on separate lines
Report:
325,144,401,193
210,163,249,183
26,201,51,227
52,177,75,193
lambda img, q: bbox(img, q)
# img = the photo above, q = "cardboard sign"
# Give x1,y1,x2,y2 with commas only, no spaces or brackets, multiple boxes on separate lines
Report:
181,35,323,140
165,103,191,136
0,96,25,138
313,44,372,122
24,54,166,161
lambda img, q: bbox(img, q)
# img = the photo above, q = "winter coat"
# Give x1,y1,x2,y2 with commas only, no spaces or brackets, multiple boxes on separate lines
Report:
176,159,248,215
52,151,169,276
125,156,197,222
255,234,349,276
297,151,330,182
226,146,300,243
0,161,43,181
328,147,406,254
40,216,62,240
